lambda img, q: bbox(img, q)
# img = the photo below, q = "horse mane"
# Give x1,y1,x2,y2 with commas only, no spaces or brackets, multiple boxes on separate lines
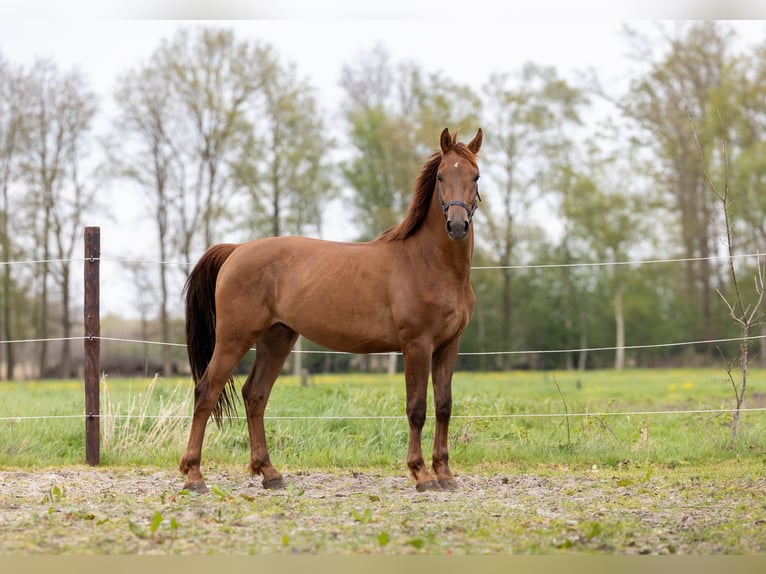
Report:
376,142,477,242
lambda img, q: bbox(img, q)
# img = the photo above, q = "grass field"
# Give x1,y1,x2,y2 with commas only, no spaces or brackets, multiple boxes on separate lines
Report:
1,369,765,555
1,368,764,471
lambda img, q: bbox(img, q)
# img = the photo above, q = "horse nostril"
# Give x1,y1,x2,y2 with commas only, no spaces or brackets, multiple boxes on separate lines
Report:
463,221,469,233
446,220,452,233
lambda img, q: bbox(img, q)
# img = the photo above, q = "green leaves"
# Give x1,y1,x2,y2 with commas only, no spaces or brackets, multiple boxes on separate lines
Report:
42,484,65,504
351,507,373,524
209,484,234,501
128,511,180,543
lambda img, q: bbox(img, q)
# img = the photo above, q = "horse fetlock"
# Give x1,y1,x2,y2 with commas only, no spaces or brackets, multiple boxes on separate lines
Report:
250,459,282,477
179,453,200,475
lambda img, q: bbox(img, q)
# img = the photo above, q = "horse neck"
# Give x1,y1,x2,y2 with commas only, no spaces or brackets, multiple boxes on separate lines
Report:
413,189,474,277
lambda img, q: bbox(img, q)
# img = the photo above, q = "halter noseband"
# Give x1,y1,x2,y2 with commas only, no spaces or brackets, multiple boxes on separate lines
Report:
438,183,481,219
439,198,479,218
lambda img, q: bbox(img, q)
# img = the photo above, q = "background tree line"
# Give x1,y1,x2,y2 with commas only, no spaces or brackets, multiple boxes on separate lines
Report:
0,22,764,380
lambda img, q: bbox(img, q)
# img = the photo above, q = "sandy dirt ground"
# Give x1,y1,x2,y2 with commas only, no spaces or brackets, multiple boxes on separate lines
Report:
1,465,765,554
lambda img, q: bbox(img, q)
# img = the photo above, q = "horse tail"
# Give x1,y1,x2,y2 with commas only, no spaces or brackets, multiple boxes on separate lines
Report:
184,243,239,427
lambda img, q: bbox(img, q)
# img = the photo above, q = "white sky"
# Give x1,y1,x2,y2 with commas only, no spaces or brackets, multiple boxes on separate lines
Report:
1,2,765,317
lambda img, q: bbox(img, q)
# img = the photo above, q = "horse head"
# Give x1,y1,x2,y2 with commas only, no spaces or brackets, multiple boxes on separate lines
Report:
437,127,483,241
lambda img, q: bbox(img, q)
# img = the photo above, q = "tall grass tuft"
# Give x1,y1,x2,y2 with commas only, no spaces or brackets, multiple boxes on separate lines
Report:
101,374,192,460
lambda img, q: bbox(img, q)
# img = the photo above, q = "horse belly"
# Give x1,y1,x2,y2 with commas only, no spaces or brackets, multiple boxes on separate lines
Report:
276,276,400,354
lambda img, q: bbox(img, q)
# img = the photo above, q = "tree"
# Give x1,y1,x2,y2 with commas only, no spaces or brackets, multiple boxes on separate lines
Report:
112,27,333,376
621,22,737,355
340,44,481,240
157,27,270,261
480,63,587,368
112,27,272,376
728,38,766,367
234,56,334,239
689,107,765,442
559,128,658,369
112,58,183,377
19,58,97,377
0,53,25,379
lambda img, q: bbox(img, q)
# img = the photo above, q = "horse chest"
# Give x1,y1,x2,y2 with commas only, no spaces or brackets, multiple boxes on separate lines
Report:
393,280,474,342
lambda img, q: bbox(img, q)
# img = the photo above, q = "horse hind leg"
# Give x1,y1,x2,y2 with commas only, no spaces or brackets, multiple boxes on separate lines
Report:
179,340,255,493
242,323,299,489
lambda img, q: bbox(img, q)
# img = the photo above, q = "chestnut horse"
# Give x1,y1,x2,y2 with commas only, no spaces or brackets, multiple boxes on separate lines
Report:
179,127,483,493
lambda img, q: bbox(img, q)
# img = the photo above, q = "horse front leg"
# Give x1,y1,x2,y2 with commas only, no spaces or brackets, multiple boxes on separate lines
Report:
431,337,461,490
403,341,440,491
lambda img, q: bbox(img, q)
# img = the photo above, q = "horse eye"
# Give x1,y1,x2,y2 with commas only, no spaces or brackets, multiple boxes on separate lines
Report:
437,174,444,182
474,175,480,182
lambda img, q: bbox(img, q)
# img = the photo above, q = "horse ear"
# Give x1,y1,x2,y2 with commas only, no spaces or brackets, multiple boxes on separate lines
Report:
440,128,452,154
467,128,483,155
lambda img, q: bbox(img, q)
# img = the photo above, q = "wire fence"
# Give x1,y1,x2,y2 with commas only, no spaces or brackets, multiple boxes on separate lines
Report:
1,406,766,423
1,250,763,269
0,250,764,426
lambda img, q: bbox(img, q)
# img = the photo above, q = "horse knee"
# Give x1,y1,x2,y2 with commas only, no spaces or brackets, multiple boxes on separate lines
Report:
434,397,452,422
406,398,427,428
242,390,268,414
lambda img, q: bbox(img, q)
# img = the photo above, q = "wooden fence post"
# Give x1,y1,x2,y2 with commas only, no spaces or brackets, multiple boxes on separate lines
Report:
84,226,100,466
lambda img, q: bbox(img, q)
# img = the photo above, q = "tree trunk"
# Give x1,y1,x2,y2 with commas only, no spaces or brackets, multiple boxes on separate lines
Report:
59,262,72,377
501,267,512,369
387,352,397,375
160,251,172,377
614,281,625,370
760,322,766,369
1,218,12,380
37,260,49,378
1,263,12,380
292,335,302,376
577,320,588,371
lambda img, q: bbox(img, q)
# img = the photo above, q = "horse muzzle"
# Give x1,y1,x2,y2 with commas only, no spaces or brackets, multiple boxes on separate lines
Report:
442,200,475,241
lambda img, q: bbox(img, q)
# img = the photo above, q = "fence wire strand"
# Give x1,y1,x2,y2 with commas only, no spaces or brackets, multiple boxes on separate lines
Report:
2,406,765,423
3,252,762,270
6,333,764,358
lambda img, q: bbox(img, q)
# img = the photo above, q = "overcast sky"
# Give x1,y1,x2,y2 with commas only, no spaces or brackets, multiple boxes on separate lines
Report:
1,3,765,317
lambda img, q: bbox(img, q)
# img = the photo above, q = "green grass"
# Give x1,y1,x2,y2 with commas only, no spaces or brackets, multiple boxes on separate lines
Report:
0,368,764,472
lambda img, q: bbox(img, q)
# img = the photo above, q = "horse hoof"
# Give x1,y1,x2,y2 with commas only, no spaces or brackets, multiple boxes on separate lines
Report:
262,476,285,490
183,481,209,494
416,480,442,492
438,478,458,491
